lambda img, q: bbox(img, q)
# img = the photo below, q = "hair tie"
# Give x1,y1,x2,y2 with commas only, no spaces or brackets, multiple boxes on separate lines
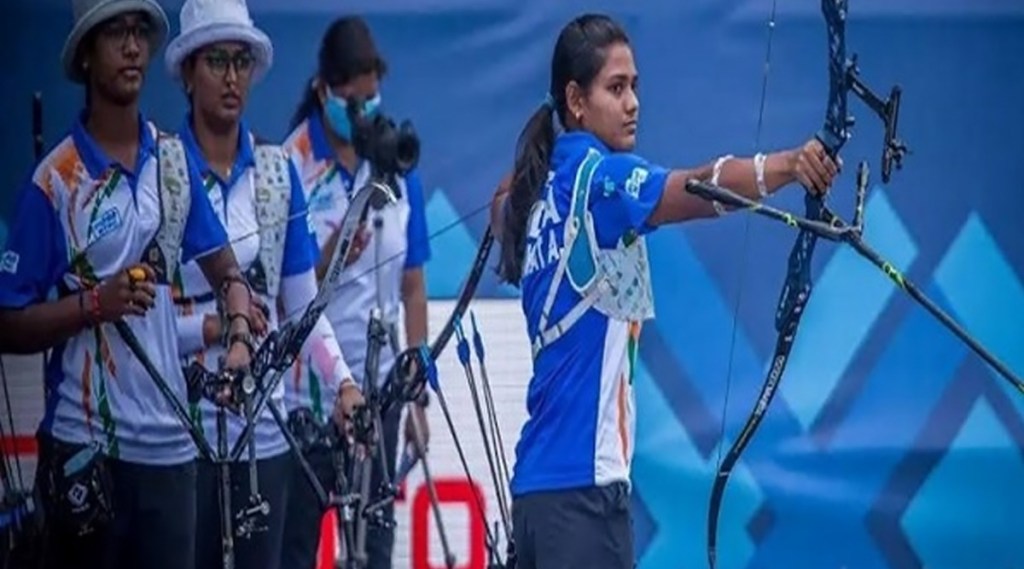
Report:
543,93,555,110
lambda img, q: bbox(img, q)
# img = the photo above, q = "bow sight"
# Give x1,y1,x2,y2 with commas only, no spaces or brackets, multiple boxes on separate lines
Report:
349,96,421,200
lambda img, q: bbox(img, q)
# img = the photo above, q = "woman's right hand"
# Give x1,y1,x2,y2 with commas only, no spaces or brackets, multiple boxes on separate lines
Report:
94,264,157,321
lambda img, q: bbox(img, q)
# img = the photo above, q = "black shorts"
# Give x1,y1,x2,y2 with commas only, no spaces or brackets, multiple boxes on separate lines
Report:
35,433,198,569
512,482,634,569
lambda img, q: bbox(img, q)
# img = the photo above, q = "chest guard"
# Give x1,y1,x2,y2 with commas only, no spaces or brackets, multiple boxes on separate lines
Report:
246,144,292,297
143,133,191,285
532,148,655,358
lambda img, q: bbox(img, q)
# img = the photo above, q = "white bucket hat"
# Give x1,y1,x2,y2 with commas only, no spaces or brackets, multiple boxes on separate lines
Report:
61,0,169,83
164,0,273,83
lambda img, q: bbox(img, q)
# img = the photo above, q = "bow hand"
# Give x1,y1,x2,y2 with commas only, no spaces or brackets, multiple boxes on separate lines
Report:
792,139,841,197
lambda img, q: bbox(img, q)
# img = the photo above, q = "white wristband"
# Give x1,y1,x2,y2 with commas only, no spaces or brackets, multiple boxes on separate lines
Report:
754,152,768,198
710,154,734,216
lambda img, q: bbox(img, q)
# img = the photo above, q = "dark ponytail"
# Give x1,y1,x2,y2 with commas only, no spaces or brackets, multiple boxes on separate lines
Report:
499,106,556,286
497,14,631,286
289,16,389,131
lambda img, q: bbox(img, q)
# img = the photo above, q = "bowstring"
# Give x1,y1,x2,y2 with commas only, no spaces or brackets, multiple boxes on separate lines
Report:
713,0,780,477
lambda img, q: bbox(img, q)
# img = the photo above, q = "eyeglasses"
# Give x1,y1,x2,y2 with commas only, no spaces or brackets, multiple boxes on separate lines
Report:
201,50,255,77
97,20,154,47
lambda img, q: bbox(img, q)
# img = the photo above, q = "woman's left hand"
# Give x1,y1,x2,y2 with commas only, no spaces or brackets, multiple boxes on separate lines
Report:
793,138,841,196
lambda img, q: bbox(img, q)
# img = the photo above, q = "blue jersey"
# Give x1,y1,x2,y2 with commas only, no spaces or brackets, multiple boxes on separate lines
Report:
0,114,227,465
511,131,669,496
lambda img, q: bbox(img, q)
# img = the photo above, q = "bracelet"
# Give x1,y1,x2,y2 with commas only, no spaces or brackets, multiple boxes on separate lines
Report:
219,274,252,302
709,154,734,217
222,312,253,346
228,332,255,357
754,152,769,198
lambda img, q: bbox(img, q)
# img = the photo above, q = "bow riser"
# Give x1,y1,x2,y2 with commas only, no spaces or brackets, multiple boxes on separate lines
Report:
817,0,907,182
817,0,853,159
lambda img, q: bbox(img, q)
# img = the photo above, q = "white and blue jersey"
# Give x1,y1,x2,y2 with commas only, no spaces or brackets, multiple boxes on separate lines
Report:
283,112,430,407
0,114,228,466
511,131,668,496
172,118,320,459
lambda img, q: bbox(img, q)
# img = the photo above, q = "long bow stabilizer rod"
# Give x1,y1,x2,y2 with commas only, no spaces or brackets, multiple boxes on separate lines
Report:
687,172,1024,394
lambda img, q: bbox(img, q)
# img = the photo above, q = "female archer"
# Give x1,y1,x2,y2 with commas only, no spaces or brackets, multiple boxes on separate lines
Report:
280,17,432,569
162,0,364,566
491,13,839,569
0,1,257,567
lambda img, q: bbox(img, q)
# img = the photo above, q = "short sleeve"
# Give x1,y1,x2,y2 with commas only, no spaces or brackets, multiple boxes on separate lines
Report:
281,162,316,277
0,183,68,308
588,153,668,248
403,170,431,269
181,161,228,263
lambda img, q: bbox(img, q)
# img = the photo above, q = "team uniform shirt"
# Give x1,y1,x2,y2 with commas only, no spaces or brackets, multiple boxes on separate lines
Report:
172,119,339,458
282,112,430,412
511,131,669,497
0,114,228,466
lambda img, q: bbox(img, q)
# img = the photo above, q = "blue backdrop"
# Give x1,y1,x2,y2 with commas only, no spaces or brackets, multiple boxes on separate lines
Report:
1,1,1022,567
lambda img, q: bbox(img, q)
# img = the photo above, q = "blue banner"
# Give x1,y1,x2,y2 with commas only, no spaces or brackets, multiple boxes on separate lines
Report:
2,1,1021,567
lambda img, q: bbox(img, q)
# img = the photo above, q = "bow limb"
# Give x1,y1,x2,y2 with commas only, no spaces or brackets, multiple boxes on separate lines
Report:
430,226,496,361
385,225,495,405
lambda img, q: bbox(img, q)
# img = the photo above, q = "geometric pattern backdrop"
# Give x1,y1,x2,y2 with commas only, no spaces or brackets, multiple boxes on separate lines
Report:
1,1,1022,568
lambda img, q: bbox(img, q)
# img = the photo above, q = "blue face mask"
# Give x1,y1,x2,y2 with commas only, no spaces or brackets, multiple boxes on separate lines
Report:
323,91,382,141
